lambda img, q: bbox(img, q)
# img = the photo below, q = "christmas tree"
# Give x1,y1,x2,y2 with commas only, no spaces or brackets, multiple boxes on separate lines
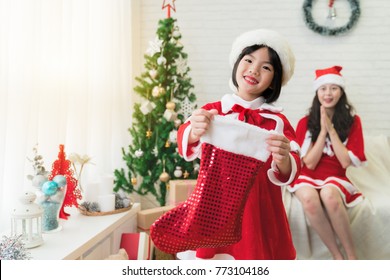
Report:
114,6,199,206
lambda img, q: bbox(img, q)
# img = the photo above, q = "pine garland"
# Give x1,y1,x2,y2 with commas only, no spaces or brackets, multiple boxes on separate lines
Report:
303,0,360,36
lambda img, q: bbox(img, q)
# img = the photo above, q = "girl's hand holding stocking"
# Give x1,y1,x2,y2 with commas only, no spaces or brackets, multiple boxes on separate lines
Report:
267,134,292,176
189,109,218,143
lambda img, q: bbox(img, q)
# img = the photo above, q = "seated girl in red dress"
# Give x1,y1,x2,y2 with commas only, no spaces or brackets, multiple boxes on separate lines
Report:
287,65,367,260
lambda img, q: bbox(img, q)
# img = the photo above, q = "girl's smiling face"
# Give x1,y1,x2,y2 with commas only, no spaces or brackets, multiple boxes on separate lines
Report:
317,84,342,110
235,47,274,101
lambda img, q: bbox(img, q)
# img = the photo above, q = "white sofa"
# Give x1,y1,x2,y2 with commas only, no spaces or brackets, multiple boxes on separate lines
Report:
283,135,390,259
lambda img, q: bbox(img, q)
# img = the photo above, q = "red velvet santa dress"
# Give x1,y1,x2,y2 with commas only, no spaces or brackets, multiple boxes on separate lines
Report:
287,115,367,207
176,93,301,260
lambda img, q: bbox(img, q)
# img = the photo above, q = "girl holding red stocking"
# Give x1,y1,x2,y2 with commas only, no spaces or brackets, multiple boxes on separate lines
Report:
151,29,301,260
287,66,366,259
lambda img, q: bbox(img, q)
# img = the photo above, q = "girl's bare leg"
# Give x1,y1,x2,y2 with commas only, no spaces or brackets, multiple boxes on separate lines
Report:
320,186,357,260
295,186,344,260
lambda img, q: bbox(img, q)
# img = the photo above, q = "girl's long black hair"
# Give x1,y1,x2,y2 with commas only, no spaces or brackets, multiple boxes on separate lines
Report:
308,88,355,143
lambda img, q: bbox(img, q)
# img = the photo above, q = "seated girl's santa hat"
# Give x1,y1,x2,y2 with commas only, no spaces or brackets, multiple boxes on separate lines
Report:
229,29,295,86
313,65,345,91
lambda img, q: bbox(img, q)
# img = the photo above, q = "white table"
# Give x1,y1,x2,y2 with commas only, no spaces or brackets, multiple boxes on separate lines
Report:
28,203,140,260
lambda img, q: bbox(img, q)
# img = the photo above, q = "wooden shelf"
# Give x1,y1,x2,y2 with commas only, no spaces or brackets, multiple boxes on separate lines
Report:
27,203,140,260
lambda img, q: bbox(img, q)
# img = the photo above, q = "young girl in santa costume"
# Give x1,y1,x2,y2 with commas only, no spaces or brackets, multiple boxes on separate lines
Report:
176,29,301,260
287,66,367,260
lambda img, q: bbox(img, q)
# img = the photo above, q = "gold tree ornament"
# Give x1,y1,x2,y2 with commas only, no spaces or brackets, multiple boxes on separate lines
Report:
160,158,170,182
164,89,177,122
166,101,176,110
131,177,137,185
159,172,170,182
165,140,171,148
183,170,189,179
146,129,153,139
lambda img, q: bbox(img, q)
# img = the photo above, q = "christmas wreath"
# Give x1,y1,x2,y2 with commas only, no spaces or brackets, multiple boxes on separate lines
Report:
303,0,360,36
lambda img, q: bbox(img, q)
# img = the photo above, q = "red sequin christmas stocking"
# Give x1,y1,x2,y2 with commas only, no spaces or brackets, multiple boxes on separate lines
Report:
150,116,276,254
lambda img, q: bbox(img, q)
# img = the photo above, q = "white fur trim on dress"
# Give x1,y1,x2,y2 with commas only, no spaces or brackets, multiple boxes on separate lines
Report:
290,140,301,154
300,131,366,167
287,175,363,207
221,94,284,114
200,115,278,162
268,154,298,186
289,175,359,194
181,125,202,161
348,151,367,167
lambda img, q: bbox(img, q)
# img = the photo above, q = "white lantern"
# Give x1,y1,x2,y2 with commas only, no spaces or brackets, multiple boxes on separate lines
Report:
11,191,44,248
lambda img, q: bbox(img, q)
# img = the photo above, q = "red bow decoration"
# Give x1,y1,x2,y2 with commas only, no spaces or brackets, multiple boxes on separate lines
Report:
228,104,262,125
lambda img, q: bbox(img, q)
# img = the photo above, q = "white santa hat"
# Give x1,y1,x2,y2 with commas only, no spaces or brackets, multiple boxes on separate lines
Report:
313,65,345,91
229,29,295,87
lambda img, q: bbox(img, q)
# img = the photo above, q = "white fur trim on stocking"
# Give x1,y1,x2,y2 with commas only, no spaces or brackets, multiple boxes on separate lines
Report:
200,115,279,162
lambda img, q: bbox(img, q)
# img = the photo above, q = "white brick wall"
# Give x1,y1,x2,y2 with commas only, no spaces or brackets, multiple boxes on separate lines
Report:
134,0,390,136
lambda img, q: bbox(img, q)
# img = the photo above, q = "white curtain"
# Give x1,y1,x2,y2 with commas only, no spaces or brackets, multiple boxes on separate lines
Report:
0,0,134,232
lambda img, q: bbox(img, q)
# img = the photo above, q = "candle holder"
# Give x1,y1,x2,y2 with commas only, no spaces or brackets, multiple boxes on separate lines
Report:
11,192,44,248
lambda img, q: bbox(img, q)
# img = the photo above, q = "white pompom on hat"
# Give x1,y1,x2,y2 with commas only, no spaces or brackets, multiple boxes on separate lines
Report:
229,29,295,87
313,65,345,91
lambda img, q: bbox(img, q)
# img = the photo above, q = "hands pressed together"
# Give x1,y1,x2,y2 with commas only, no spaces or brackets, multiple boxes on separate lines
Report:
320,105,335,134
